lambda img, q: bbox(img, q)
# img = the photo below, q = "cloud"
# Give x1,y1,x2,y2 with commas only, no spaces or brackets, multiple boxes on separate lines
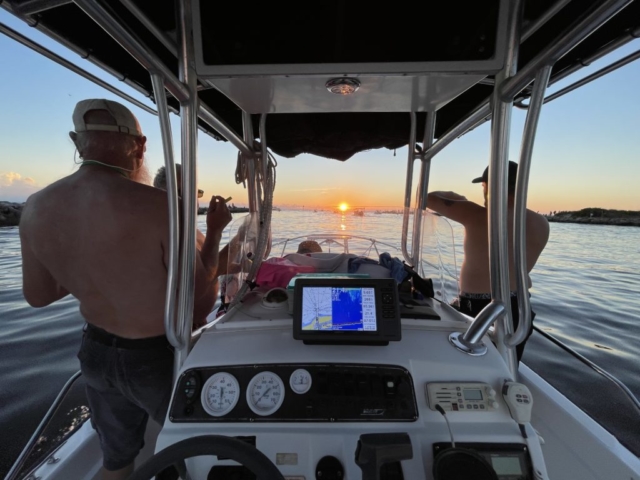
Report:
0,172,39,201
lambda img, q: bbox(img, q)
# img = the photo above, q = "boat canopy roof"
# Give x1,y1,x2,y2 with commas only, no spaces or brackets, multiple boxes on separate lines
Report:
6,0,640,160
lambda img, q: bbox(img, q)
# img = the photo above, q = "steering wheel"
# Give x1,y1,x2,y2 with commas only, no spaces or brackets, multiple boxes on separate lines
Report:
126,435,284,480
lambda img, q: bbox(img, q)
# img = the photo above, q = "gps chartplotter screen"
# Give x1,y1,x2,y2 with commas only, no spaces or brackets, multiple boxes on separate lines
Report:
293,278,401,345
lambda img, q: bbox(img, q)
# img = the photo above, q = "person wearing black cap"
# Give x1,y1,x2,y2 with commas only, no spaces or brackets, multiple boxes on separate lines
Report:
427,161,549,360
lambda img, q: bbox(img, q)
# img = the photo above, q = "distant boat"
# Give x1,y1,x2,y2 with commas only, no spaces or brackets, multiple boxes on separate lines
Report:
230,206,250,213
198,205,249,214
273,206,282,212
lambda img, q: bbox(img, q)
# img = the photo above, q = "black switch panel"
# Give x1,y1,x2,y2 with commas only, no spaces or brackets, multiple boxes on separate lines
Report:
170,364,418,423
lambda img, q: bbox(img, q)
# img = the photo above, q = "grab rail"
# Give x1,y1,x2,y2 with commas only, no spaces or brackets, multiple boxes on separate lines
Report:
499,0,634,101
533,326,640,415
5,371,83,480
515,48,640,109
150,73,183,349
401,112,418,265
273,234,400,258
449,301,506,357
507,65,552,349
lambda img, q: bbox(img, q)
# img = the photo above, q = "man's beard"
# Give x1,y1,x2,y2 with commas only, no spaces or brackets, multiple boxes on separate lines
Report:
131,157,151,185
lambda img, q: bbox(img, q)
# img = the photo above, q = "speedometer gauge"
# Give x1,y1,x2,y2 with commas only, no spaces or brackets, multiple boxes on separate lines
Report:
201,372,240,417
246,371,285,416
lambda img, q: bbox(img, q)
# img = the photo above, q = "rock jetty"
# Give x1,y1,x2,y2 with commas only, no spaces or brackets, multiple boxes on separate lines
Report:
546,208,640,227
0,201,24,227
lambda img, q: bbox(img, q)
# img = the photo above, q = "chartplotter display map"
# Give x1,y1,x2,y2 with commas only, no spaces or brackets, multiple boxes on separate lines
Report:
301,287,376,331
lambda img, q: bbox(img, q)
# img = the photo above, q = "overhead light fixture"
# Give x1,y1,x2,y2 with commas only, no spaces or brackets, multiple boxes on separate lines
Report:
326,78,360,95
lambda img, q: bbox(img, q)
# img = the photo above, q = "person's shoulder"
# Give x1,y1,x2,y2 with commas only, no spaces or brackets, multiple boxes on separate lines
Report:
123,181,170,223
527,209,550,243
527,209,549,228
129,181,169,206
20,178,65,219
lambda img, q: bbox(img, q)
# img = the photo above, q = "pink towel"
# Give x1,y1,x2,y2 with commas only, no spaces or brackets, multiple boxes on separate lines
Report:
256,258,316,289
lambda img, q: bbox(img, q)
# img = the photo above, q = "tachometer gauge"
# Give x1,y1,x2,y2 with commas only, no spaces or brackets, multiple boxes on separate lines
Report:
289,369,312,394
246,371,285,416
201,372,240,417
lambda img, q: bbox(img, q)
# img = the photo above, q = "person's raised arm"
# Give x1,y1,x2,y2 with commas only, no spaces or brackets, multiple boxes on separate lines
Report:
427,191,483,225
193,196,231,325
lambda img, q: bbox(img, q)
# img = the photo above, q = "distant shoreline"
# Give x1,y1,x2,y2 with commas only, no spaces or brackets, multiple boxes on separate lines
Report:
545,208,640,227
3,201,639,228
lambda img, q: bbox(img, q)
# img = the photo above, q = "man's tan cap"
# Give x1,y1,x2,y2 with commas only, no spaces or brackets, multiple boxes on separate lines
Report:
72,99,142,137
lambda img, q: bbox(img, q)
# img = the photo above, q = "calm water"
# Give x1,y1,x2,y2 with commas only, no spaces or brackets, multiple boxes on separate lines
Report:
1,211,639,476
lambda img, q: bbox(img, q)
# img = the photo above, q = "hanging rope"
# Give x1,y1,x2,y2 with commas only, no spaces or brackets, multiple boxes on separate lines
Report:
229,146,277,309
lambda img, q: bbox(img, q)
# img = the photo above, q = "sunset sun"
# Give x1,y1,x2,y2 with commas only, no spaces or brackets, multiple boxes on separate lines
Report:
339,203,349,212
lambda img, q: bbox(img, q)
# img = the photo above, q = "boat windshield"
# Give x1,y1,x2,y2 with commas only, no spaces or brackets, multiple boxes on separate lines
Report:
220,209,459,306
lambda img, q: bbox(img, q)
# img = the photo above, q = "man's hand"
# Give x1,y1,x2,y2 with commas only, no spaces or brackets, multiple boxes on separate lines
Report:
206,195,232,234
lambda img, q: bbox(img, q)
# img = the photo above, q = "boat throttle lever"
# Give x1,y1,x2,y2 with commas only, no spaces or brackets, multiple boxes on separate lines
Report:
355,432,413,480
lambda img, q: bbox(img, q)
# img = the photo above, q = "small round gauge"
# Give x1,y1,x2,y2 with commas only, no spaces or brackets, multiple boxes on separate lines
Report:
201,372,240,417
246,371,285,416
289,369,312,394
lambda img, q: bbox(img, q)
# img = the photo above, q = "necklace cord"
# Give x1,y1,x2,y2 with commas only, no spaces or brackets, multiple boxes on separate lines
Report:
78,159,130,178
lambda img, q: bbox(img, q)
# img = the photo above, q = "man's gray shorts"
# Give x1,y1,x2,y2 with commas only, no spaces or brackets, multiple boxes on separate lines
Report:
78,324,174,471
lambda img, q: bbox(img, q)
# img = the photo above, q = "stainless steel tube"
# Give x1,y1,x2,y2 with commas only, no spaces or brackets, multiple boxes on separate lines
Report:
401,112,417,264
521,0,574,42
541,25,640,91
259,114,269,182
242,111,259,213
118,0,178,57
3,1,152,99
110,0,255,155
198,103,255,158
507,66,552,349
423,102,491,162
174,0,198,374
516,49,640,109
421,0,576,162
5,371,82,480
151,73,183,349
500,0,634,101
0,22,157,115
411,111,436,274
487,0,523,376
73,0,189,102
462,301,507,345
13,0,72,15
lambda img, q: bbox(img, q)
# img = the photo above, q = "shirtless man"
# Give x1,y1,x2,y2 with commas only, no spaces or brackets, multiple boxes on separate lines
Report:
427,161,549,360
19,99,231,479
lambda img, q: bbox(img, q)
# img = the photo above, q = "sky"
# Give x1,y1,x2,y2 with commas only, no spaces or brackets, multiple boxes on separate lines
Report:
0,11,639,214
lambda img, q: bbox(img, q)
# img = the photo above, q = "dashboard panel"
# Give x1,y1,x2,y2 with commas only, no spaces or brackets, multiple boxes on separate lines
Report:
169,364,418,423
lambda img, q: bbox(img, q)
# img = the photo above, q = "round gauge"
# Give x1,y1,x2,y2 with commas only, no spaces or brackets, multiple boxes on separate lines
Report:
289,369,312,394
201,372,240,417
246,371,285,416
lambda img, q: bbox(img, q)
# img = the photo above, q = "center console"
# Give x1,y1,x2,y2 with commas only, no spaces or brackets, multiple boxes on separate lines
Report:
170,363,418,423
